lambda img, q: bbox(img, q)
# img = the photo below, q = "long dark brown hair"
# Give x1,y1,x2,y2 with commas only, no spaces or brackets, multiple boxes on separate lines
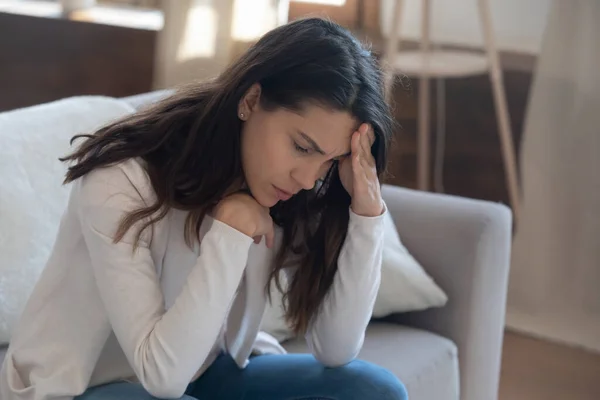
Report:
60,17,394,335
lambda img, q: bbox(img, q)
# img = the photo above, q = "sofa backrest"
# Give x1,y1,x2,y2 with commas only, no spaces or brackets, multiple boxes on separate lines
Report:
121,89,174,111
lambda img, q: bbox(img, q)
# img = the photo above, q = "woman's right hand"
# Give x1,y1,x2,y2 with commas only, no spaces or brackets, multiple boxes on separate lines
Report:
212,192,275,248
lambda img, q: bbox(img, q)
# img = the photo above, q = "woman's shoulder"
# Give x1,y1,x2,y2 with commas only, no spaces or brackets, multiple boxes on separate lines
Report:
76,157,155,205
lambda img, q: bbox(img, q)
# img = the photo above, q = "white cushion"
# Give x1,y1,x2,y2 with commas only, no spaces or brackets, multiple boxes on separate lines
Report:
0,96,135,344
260,211,447,341
374,210,447,317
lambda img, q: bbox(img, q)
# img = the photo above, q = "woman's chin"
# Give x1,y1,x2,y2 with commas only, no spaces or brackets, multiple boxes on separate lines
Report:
258,195,278,208
248,185,278,208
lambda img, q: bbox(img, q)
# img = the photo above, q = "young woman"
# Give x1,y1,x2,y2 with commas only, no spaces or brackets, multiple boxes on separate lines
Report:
0,17,408,400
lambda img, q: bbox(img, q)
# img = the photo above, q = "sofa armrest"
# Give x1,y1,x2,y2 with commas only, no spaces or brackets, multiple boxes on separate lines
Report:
381,184,512,400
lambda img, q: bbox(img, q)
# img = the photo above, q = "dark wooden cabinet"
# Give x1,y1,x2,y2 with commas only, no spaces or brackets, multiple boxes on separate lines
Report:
0,5,158,112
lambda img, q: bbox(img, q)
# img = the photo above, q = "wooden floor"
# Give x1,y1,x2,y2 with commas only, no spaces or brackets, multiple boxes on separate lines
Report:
499,332,600,400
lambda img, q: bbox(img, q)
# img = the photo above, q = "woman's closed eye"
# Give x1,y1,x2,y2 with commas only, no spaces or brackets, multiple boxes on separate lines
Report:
293,141,310,154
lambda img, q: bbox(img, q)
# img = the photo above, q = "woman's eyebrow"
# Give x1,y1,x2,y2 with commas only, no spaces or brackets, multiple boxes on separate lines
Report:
298,131,326,155
298,130,352,159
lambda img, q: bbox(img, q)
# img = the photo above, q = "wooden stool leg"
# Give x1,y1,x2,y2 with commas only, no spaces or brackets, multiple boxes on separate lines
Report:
384,0,405,101
433,76,447,193
418,0,432,191
477,0,521,222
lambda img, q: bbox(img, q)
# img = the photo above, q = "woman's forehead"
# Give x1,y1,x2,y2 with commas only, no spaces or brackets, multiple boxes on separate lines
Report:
289,104,357,154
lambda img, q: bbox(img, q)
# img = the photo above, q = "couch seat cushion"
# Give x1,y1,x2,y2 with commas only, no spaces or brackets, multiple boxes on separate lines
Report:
282,322,459,400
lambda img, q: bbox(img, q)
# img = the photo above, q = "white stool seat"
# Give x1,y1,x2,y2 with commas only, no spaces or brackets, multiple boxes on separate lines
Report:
383,0,521,223
389,50,489,78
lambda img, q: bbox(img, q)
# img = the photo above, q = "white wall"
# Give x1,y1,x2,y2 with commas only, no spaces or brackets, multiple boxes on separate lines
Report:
506,0,600,354
379,0,553,55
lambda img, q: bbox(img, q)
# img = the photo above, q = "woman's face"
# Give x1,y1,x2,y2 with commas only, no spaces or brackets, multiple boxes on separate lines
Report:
239,84,358,208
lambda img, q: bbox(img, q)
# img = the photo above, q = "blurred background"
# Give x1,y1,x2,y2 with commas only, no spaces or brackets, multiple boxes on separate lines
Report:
1,1,598,399
0,0,547,202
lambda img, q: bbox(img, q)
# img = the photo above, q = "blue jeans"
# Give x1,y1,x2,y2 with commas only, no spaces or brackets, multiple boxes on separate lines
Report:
76,353,408,400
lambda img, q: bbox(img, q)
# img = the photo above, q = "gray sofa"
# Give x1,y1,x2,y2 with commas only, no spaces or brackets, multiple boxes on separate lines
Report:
0,91,512,400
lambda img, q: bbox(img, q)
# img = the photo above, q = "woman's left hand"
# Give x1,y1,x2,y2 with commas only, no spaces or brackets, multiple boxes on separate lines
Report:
338,123,384,217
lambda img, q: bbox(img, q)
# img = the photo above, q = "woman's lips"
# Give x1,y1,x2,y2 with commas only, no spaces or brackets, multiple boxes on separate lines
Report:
273,186,293,201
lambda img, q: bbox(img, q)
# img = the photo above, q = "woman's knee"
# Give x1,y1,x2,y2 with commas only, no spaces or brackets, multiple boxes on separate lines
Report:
327,359,408,400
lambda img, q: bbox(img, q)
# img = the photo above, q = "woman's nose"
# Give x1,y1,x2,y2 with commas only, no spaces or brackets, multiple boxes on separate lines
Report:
291,164,322,191
292,172,316,191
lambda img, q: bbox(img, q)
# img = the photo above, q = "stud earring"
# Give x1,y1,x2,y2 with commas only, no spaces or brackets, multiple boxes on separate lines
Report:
239,112,245,119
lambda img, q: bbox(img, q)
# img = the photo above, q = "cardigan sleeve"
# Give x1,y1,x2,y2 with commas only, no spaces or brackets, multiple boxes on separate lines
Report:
76,165,253,398
304,206,385,367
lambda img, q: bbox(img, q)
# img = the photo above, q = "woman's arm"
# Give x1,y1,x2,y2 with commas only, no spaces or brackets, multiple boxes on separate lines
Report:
304,206,385,367
303,122,385,367
77,166,253,398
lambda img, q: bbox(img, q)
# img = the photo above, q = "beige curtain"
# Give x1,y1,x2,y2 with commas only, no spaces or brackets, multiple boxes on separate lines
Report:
507,0,600,353
153,0,289,89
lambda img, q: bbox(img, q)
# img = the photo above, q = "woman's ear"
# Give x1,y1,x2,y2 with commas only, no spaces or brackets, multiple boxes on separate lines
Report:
238,83,262,119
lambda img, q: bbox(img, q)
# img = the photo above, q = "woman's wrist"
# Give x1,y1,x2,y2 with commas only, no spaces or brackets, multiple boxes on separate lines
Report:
350,199,384,217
